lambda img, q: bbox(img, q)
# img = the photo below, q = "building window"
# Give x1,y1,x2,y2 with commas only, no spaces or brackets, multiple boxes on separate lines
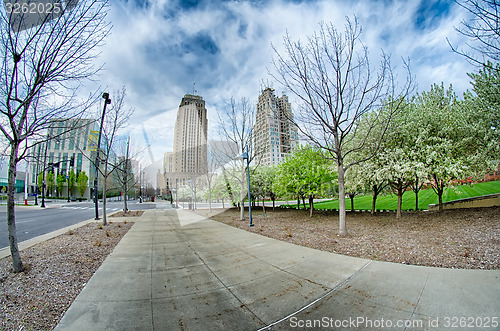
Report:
77,153,83,173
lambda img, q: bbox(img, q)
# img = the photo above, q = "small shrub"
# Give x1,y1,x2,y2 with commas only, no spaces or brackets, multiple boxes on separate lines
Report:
94,240,102,247
67,229,74,235
97,224,103,230
105,230,110,237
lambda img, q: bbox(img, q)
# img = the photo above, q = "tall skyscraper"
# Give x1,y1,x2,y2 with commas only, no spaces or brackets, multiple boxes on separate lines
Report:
254,87,298,166
167,94,208,188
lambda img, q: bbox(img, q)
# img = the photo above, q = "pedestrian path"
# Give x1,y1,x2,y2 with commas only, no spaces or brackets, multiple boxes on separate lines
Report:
55,209,500,330
60,205,120,211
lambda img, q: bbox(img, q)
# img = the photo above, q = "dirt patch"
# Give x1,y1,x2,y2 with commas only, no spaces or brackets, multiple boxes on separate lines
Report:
206,206,500,270
110,210,144,217
0,221,133,330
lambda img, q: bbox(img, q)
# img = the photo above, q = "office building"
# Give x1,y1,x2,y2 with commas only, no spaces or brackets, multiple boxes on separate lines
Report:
254,88,298,166
165,94,208,189
28,119,97,199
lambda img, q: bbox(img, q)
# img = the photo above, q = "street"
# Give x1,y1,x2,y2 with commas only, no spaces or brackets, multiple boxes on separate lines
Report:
0,201,156,249
1,199,288,250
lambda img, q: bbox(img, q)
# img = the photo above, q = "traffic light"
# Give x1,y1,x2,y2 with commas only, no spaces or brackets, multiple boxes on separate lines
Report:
69,156,75,167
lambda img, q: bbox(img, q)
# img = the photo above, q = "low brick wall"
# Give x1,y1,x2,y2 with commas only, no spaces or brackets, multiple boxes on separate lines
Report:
428,193,500,211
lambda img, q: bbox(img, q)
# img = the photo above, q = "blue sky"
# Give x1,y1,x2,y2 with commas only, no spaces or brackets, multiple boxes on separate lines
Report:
97,0,475,165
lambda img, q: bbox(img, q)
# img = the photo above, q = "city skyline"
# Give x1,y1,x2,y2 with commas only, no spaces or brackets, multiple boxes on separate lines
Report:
93,0,478,165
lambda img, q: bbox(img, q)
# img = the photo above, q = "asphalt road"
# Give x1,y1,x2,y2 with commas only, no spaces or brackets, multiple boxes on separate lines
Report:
0,201,156,249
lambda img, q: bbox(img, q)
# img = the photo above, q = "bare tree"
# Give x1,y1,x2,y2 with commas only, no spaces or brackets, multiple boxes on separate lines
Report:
272,17,412,235
98,87,134,225
216,98,255,221
113,136,138,213
449,0,500,68
202,142,222,212
0,1,110,272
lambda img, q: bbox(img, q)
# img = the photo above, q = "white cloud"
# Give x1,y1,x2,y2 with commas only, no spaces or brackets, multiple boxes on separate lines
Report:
94,0,477,168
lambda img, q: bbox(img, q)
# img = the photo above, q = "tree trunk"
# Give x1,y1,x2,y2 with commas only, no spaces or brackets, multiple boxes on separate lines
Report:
414,175,419,211
349,194,355,212
102,180,107,226
272,196,275,210
415,190,419,211
262,198,266,213
302,195,306,210
297,196,300,209
338,165,347,236
193,181,197,210
8,144,23,272
433,174,444,211
309,195,314,217
396,182,403,219
122,174,128,213
371,191,378,215
122,192,128,213
209,189,212,212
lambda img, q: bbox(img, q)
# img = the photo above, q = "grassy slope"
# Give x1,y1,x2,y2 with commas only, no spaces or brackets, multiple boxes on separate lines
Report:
309,181,500,211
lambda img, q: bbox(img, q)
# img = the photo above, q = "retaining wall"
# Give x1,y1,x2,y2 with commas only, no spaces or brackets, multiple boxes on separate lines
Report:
428,193,500,211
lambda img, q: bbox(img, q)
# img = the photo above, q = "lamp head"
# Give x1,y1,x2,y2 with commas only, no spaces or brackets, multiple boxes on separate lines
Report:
234,152,249,160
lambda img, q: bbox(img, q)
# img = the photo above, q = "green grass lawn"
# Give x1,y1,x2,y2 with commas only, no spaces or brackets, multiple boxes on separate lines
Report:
293,181,500,211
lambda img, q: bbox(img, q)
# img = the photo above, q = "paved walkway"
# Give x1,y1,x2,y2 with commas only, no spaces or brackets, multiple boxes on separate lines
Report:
55,209,500,330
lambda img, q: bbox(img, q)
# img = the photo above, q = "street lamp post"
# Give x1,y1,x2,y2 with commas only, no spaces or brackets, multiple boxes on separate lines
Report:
143,170,146,201
94,92,111,220
66,174,70,202
67,156,74,203
235,146,253,227
41,180,45,207
40,134,51,208
34,144,41,206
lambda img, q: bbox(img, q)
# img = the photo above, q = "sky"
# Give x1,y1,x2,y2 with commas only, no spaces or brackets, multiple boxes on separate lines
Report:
95,0,477,168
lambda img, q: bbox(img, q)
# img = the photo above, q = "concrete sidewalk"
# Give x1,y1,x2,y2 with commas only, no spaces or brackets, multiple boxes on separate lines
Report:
55,209,500,330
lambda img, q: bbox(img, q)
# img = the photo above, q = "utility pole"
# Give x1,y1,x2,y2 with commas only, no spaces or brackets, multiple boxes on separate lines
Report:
94,92,111,220
123,137,130,212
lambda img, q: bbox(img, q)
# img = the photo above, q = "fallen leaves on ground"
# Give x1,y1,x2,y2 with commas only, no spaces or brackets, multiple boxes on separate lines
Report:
0,221,133,331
